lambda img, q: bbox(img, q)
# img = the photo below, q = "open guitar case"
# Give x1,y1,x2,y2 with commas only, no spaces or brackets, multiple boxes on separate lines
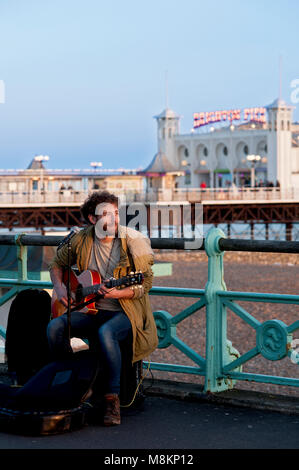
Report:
0,349,101,435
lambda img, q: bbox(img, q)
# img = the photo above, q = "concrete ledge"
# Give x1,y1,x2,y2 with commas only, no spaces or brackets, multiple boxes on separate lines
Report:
2,362,299,416
143,378,299,416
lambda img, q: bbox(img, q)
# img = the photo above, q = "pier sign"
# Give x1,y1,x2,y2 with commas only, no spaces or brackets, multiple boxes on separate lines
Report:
193,106,266,129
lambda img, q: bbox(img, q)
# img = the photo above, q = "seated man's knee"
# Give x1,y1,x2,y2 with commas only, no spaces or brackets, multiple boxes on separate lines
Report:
98,323,113,346
47,316,66,341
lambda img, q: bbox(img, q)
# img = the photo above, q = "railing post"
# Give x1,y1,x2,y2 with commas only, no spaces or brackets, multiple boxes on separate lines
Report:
204,227,240,392
15,234,28,281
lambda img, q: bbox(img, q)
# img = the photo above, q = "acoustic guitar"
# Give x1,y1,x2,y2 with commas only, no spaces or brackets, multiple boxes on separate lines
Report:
51,269,143,318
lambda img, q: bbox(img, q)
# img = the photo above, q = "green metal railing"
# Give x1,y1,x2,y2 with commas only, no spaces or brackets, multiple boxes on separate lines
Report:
0,228,299,393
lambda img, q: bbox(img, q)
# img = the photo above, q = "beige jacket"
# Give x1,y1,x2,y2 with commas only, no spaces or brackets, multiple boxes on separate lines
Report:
48,225,158,363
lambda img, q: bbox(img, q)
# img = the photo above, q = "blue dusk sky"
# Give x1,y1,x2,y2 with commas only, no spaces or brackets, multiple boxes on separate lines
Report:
0,0,298,170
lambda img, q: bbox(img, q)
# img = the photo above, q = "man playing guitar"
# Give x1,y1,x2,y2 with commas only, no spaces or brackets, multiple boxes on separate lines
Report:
48,191,158,426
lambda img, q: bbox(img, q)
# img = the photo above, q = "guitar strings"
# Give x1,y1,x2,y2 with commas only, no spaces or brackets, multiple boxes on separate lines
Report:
66,272,143,296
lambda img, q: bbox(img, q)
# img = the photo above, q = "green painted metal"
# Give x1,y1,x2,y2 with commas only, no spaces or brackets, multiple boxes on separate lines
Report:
227,371,299,387
151,288,206,373
204,228,241,392
150,286,205,298
0,228,299,393
0,326,6,340
0,280,52,311
287,320,299,334
221,298,261,330
222,347,259,374
171,297,206,325
218,290,299,387
0,270,51,281
256,319,291,361
0,286,19,308
0,325,6,355
219,290,299,304
0,279,52,291
16,240,27,281
143,362,204,375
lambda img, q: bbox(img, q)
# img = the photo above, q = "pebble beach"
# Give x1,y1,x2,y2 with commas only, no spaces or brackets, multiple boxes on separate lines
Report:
149,250,299,398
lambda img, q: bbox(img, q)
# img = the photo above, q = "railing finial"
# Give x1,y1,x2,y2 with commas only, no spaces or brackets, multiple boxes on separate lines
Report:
14,233,26,246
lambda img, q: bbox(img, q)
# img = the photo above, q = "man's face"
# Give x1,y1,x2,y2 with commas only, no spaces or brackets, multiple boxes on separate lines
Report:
94,202,119,238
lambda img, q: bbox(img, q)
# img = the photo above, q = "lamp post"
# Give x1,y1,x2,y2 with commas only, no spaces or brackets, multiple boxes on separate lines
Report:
199,159,208,190
90,162,103,191
90,161,103,171
181,159,191,188
34,155,50,192
246,154,261,187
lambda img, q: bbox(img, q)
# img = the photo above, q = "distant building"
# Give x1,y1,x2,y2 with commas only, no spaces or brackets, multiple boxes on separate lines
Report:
142,98,299,191
0,160,144,197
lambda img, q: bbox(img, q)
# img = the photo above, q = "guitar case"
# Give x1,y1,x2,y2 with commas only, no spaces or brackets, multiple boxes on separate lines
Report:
5,288,52,385
0,350,101,435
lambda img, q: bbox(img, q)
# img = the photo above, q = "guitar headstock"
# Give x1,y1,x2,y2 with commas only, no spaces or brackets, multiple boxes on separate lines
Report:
125,271,144,286
105,271,144,288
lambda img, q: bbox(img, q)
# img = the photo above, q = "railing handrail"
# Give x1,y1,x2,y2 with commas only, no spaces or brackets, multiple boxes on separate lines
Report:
218,237,299,254
0,233,299,254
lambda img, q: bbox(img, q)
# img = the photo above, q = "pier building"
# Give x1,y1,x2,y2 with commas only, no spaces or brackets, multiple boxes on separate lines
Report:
143,98,299,194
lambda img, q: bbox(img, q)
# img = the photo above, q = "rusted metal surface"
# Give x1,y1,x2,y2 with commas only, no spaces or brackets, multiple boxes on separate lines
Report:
0,202,298,231
0,207,83,230
203,202,299,224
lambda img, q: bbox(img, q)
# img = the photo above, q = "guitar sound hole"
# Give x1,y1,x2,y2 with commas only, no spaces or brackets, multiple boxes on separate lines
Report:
76,284,83,303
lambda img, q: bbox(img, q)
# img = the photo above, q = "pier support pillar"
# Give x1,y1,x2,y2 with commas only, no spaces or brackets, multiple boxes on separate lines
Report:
286,223,293,241
265,223,269,240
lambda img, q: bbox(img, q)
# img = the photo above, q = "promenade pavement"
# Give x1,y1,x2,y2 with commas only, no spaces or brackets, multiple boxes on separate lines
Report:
0,390,299,451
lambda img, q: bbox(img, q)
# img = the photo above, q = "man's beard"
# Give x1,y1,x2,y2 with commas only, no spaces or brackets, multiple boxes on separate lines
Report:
95,220,118,239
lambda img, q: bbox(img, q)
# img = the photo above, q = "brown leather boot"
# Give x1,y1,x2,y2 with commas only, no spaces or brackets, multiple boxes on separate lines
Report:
103,393,121,426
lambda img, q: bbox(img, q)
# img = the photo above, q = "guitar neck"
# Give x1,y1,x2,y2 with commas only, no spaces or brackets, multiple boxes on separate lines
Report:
81,276,137,298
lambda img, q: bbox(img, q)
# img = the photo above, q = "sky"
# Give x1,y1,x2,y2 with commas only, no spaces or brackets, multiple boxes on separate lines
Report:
0,0,298,170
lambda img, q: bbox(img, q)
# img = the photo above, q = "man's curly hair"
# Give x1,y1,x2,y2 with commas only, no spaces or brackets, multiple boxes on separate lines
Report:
80,191,119,224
